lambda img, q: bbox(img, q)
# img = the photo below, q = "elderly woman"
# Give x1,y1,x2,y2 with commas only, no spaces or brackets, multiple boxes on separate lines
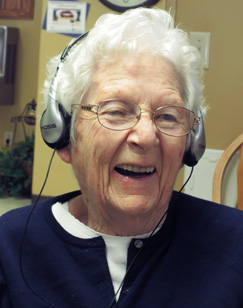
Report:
1,8,243,308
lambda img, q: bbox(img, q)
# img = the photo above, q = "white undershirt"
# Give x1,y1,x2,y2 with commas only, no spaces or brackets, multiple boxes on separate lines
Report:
52,202,152,298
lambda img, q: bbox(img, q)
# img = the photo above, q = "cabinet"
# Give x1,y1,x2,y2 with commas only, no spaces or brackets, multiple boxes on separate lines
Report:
0,26,18,105
0,0,34,20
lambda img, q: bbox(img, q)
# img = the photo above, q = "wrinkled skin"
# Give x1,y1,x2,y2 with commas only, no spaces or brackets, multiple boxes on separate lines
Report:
58,55,186,236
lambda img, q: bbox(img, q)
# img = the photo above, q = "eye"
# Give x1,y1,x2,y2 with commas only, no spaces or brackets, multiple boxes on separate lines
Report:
100,105,129,118
97,99,140,130
99,100,138,119
155,112,179,125
157,113,178,122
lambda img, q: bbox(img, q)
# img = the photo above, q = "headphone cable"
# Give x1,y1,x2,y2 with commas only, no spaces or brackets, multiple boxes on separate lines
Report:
19,148,57,308
19,155,193,308
107,166,194,308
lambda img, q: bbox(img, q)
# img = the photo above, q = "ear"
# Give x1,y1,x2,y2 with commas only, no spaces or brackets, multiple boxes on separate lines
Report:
57,146,71,164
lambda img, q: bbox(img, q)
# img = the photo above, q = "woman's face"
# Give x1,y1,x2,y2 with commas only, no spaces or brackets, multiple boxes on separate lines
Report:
61,55,187,235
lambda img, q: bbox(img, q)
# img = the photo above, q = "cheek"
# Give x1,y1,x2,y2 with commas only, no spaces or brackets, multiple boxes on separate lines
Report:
71,122,98,177
175,143,186,166
161,137,186,176
163,136,186,160
178,142,186,160
159,138,186,192
72,122,117,182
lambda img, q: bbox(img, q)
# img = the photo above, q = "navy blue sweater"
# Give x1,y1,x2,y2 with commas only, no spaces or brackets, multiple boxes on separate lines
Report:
0,191,243,308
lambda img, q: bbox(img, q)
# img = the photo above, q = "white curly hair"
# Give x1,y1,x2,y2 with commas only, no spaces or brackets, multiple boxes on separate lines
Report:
43,7,206,144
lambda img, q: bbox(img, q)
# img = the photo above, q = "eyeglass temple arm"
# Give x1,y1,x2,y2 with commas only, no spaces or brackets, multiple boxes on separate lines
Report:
194,116,200,125
80,104,98,114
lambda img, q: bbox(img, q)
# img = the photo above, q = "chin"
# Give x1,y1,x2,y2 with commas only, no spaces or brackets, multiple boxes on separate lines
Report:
114,195,157,216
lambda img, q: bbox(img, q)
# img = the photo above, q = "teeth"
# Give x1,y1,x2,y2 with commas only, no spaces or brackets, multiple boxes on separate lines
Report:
116,164,155,173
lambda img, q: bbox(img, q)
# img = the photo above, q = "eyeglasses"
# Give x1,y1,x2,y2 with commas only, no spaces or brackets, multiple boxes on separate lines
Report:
72,99,200,137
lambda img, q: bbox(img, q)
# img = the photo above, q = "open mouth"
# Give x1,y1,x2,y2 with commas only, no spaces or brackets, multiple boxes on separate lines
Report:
60,11,74,18
115,164,156,178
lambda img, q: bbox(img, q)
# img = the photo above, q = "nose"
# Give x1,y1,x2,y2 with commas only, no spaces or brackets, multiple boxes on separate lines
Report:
127,112,159,152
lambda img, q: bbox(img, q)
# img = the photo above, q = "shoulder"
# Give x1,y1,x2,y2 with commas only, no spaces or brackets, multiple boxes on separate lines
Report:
0,191,81,236
176,192,243,219
171,191,243,237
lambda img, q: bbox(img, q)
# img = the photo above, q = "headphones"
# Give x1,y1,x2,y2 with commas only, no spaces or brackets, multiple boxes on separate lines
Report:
40,33,88,150
40,33,206,166
183,109,206,166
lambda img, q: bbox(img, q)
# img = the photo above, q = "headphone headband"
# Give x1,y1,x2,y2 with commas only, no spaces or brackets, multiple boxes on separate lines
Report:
40,32,206,165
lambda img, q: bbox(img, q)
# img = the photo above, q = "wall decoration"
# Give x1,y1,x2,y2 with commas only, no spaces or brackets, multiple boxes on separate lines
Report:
43,0,90,37
99,0,159,12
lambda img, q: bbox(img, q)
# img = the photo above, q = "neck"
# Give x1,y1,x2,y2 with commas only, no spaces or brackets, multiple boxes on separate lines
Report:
68,195,168,236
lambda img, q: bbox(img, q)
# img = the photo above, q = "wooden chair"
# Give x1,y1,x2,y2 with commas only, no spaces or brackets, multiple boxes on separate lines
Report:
213,132,243,209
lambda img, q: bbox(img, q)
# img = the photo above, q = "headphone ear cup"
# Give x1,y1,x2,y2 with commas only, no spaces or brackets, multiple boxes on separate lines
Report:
40,103,71,150
41,32,89,150
54,104,71,149
183,132,196,166
183,110,206,167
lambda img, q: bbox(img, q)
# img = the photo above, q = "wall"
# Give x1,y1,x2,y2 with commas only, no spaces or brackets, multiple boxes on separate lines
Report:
0,0,42,148
173,0,243,191
176,0,243,149
32,0,165,198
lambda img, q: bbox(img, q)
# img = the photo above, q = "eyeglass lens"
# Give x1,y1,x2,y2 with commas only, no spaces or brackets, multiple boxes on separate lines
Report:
97,99,195,136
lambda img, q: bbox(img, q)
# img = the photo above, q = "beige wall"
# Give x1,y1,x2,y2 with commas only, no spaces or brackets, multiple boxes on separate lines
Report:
175,0,243,149
0,1,42,148
174,0,243,190
32,0,243,197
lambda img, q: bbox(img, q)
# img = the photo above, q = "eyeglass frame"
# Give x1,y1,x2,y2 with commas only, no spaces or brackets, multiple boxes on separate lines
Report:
72,98,200,137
